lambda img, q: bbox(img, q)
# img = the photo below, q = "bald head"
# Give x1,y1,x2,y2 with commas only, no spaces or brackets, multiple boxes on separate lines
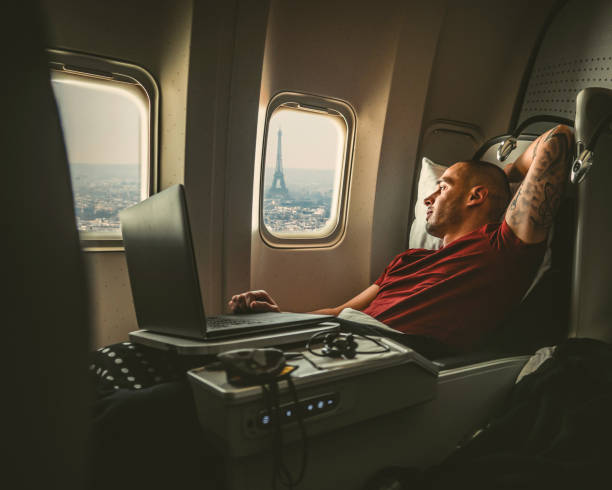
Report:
456,160,511,221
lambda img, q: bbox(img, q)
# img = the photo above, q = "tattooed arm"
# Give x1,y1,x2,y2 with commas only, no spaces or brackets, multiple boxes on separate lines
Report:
503,125,574,244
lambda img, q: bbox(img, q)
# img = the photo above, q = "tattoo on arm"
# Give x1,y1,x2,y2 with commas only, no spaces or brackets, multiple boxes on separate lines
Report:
531,138,541,161
509,184,521,211
530,182,562,229
507,181,528,224
534,131,570,181
506,127,572,238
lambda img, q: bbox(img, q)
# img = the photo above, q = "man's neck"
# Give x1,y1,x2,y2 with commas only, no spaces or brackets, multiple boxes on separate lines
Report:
441,218,491,247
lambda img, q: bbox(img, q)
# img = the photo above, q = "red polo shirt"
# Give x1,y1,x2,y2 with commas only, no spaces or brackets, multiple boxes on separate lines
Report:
362,220,546,352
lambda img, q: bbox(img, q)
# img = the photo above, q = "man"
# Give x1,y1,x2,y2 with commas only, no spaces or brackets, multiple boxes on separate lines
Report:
230,125,574,354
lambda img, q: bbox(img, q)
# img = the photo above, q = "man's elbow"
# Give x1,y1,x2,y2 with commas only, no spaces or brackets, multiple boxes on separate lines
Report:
554,124,575,143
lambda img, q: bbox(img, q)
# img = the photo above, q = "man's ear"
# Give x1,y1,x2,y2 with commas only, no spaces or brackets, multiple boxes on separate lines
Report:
466,185,488,207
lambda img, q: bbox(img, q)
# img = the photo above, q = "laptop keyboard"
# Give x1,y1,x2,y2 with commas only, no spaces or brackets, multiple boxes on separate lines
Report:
207,316,270,329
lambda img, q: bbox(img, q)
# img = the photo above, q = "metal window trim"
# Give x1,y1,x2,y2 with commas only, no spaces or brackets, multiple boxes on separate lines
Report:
46,48,160,252
258,91,356,249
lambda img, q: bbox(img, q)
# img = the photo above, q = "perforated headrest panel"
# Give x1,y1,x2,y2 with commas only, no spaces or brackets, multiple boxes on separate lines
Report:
518,0,612,125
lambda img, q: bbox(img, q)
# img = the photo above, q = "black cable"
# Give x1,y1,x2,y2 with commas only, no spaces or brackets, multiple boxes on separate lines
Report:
260,384,280,490
261,369,309,490
354,334,392,355
269,381,292,488
286,376,308,486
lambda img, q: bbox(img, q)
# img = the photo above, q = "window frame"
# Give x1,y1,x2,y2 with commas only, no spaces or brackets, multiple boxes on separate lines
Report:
47,49,159,251
258,92,356,248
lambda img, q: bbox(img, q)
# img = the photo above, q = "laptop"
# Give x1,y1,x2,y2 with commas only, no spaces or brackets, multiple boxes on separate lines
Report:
119,184,334,340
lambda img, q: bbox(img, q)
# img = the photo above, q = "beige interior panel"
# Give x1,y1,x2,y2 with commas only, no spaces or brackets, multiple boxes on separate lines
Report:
250,0,435,312
184,0,270,316
84,253,137,348
420,120,484,165
368,2,447,283
421,0,555,140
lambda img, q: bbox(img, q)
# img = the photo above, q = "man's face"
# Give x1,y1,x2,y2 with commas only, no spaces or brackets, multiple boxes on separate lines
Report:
424,163,469,238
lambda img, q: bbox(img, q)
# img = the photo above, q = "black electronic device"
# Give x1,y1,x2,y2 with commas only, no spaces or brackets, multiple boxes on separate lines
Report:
217,347,306,489
119,184,334,340
218,348,293,386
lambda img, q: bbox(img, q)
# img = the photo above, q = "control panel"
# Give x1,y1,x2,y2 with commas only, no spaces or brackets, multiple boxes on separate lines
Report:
258,392,339,428
188,335,438,458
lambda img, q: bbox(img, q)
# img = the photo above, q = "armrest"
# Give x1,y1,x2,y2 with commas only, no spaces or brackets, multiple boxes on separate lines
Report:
433,351,508,370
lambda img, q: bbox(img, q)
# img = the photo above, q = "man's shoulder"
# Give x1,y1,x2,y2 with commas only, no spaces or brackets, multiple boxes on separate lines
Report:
486,219,547,254
480,221,504,238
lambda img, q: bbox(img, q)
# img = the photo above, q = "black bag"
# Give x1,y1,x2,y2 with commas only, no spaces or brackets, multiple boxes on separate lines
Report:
366,338,612,490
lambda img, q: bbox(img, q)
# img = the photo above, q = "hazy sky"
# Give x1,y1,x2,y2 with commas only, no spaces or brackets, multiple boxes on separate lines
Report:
51,72,146,165
51,73,344,174
264,107,346,171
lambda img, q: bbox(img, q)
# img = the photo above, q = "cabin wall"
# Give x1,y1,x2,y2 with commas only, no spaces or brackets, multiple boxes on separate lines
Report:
40,0,561,345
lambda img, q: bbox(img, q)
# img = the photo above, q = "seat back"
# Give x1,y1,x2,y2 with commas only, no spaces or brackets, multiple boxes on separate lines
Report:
513,0,612,345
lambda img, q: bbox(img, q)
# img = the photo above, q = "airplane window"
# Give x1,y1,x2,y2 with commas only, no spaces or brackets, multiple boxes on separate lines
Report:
48,53,157,248
260,94,355,246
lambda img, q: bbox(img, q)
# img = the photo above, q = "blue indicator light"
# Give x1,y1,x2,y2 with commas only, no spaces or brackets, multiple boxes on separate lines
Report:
307,404,314,411
327,399,333,405
285,409,292,417
317,400,324,409
262,415,270,425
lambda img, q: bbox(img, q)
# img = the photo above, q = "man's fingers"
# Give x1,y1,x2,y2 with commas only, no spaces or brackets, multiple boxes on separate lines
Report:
254,290,278,306
244,293,257,310
250,301,280,313
229,294,248,313
228,298,244,313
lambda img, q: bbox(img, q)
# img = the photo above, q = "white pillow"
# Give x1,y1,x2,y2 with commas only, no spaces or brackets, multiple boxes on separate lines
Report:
408,157,552,298
408,157,445,250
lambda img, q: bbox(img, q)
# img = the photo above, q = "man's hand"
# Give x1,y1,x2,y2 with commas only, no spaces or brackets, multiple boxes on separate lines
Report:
228,290,280,314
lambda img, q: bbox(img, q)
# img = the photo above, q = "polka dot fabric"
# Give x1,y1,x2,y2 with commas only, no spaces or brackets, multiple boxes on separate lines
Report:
89,342,181,394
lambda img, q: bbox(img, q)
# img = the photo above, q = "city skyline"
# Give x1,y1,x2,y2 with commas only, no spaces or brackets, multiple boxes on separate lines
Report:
70,163,335,235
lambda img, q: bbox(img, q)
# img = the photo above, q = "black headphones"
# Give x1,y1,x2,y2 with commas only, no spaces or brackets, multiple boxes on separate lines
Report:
320,332,358,359
306,329,390,360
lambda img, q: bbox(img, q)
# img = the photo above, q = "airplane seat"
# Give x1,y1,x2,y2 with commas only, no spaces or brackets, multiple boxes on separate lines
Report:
364,4,612,487
478,0,612,356
420,130,576,371
432,0,612,369
7,1,92,488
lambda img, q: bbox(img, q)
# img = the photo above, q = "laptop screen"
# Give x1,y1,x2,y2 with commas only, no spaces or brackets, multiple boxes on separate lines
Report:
120,184,207,338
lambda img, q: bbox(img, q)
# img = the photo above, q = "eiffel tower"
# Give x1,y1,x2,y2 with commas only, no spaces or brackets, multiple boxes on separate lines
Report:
269,128,289,198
